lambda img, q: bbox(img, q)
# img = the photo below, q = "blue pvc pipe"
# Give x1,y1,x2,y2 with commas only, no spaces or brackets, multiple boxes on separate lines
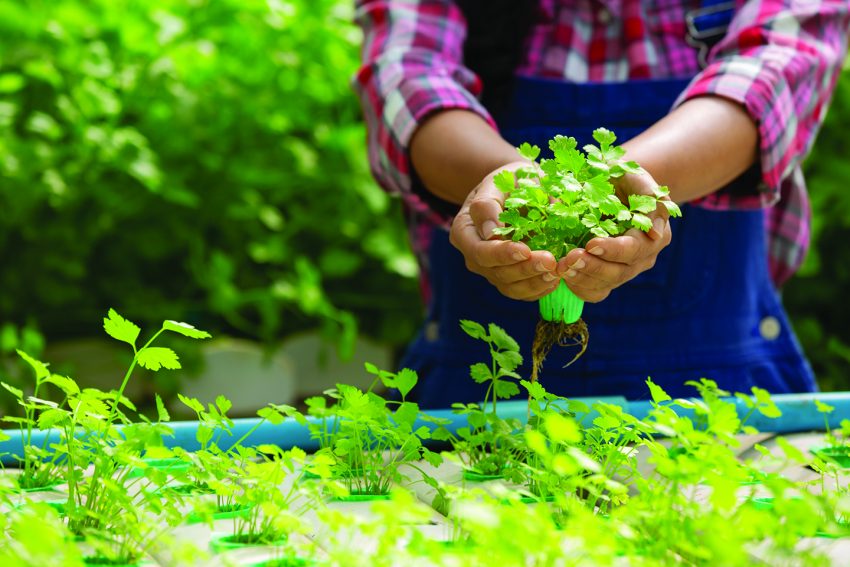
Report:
2,392,849,466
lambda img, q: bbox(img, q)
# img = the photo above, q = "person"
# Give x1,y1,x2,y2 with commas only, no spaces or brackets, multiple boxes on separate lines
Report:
353,0,850,408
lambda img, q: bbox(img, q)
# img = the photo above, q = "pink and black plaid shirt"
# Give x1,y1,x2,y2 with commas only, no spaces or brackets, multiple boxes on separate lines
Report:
353,0,850,287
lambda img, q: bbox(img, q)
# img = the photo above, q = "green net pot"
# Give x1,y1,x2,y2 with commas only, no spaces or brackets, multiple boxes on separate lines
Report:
539,280,583,324
462,469,506,482
127,457,190,479
186,503,254,525
82,557,143,566
210,533,288,553
248,559,317,567
810,446,850,468
332,491,391,502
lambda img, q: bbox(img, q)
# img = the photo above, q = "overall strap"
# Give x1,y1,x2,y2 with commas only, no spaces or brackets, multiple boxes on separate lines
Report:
686,0,737,67
454,0,535,117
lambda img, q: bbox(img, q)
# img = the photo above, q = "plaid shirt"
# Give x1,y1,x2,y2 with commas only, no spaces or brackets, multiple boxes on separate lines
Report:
353,0,850,288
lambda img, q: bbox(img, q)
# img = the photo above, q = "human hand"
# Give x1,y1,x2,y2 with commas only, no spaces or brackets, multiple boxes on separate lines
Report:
557,169,673,303
449,162,562,301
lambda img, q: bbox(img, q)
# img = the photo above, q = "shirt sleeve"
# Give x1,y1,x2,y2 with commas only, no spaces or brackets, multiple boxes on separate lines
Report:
675,0,850,208
352,0,496,221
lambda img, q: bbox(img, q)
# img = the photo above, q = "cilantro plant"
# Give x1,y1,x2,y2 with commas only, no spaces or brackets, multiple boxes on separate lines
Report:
434,321,526,478
491,129,683,385
304,365,442,496
1,351,70,490
492,129,681,253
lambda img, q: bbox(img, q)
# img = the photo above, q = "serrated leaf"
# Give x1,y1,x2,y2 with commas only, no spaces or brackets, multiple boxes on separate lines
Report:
1,381,24,400
45,374,80,396
469,363,492,384
257,406,284,425
493,350,522,372
494,380,520,399
459,320,487,340
38,408,67,430
631,213,652,232
550,135,585,172
660,199,682,218
216,395,232,415
647,377,672,404
518,142,540,161
103,309,140,347
592,127,616,150
393,368,418,398
488,323,519,352
493,170,516,193
628,194,658,214
178,393,204,413
137,347,181,371
16,350,50,380
582,175,612,205
155,393,171,422
395,401,419,428
162,320,211,340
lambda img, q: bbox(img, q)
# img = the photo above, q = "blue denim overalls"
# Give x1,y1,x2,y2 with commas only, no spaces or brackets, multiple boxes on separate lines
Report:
399,3,817,409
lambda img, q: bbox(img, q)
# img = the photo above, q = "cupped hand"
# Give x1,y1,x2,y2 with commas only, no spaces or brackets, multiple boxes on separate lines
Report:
557,169,674,303
449,162,562,301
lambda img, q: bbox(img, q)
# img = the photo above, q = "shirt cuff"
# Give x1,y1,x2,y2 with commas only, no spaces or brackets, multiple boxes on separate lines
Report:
381,74,496,225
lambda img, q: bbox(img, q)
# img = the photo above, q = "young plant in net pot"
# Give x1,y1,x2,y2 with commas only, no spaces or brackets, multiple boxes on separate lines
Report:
303,365,442,499
432,321,526,481
491,128,682,383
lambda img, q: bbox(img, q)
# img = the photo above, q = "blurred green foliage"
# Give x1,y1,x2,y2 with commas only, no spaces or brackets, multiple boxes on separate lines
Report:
0,0,847,395
785,57,850,392
0,0,421,357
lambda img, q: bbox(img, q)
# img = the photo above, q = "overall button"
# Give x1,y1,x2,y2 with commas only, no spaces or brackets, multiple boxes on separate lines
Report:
759,316,781,340
425,321,440,342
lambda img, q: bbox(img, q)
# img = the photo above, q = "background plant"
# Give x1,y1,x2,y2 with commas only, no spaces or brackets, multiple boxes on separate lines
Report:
0,0,421,405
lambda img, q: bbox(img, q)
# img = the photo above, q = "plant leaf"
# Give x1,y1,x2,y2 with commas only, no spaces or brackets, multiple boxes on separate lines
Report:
155,393,171,422
631,213,652,232
488,323,519,352
518,142,540,161
162,320,211,339
16,350,50,380
103,309,140,347
137,347,181,371
459,320,487,340
393,368,418,399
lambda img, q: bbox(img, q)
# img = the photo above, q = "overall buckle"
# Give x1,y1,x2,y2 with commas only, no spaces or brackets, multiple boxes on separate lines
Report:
685,1,736,68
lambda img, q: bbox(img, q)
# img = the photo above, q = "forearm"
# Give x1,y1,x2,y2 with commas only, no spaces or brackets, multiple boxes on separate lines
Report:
621,95,759,203
410,109,522,205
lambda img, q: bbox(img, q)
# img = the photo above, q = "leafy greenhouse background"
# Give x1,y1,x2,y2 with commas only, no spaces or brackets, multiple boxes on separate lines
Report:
0,0,847,406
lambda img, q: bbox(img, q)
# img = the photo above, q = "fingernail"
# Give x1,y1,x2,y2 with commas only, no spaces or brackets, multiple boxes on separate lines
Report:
651,217,665,239
513,251,526,262
542,272,557,282
570,259,586,270
566,269,577,278
482,221,497,239
534,262,547,272
588,247,604,256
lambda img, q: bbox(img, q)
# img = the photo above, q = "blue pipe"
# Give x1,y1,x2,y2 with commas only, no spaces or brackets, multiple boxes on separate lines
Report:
2,392,849,466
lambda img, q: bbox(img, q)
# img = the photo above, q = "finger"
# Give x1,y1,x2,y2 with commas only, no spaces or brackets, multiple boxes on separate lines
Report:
563,279,611,303
646,205,670,241
486,251,558,285
583,228,666,265
469,238,533,269
495,274,561,301
469,191,507,240
562,250,636,288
